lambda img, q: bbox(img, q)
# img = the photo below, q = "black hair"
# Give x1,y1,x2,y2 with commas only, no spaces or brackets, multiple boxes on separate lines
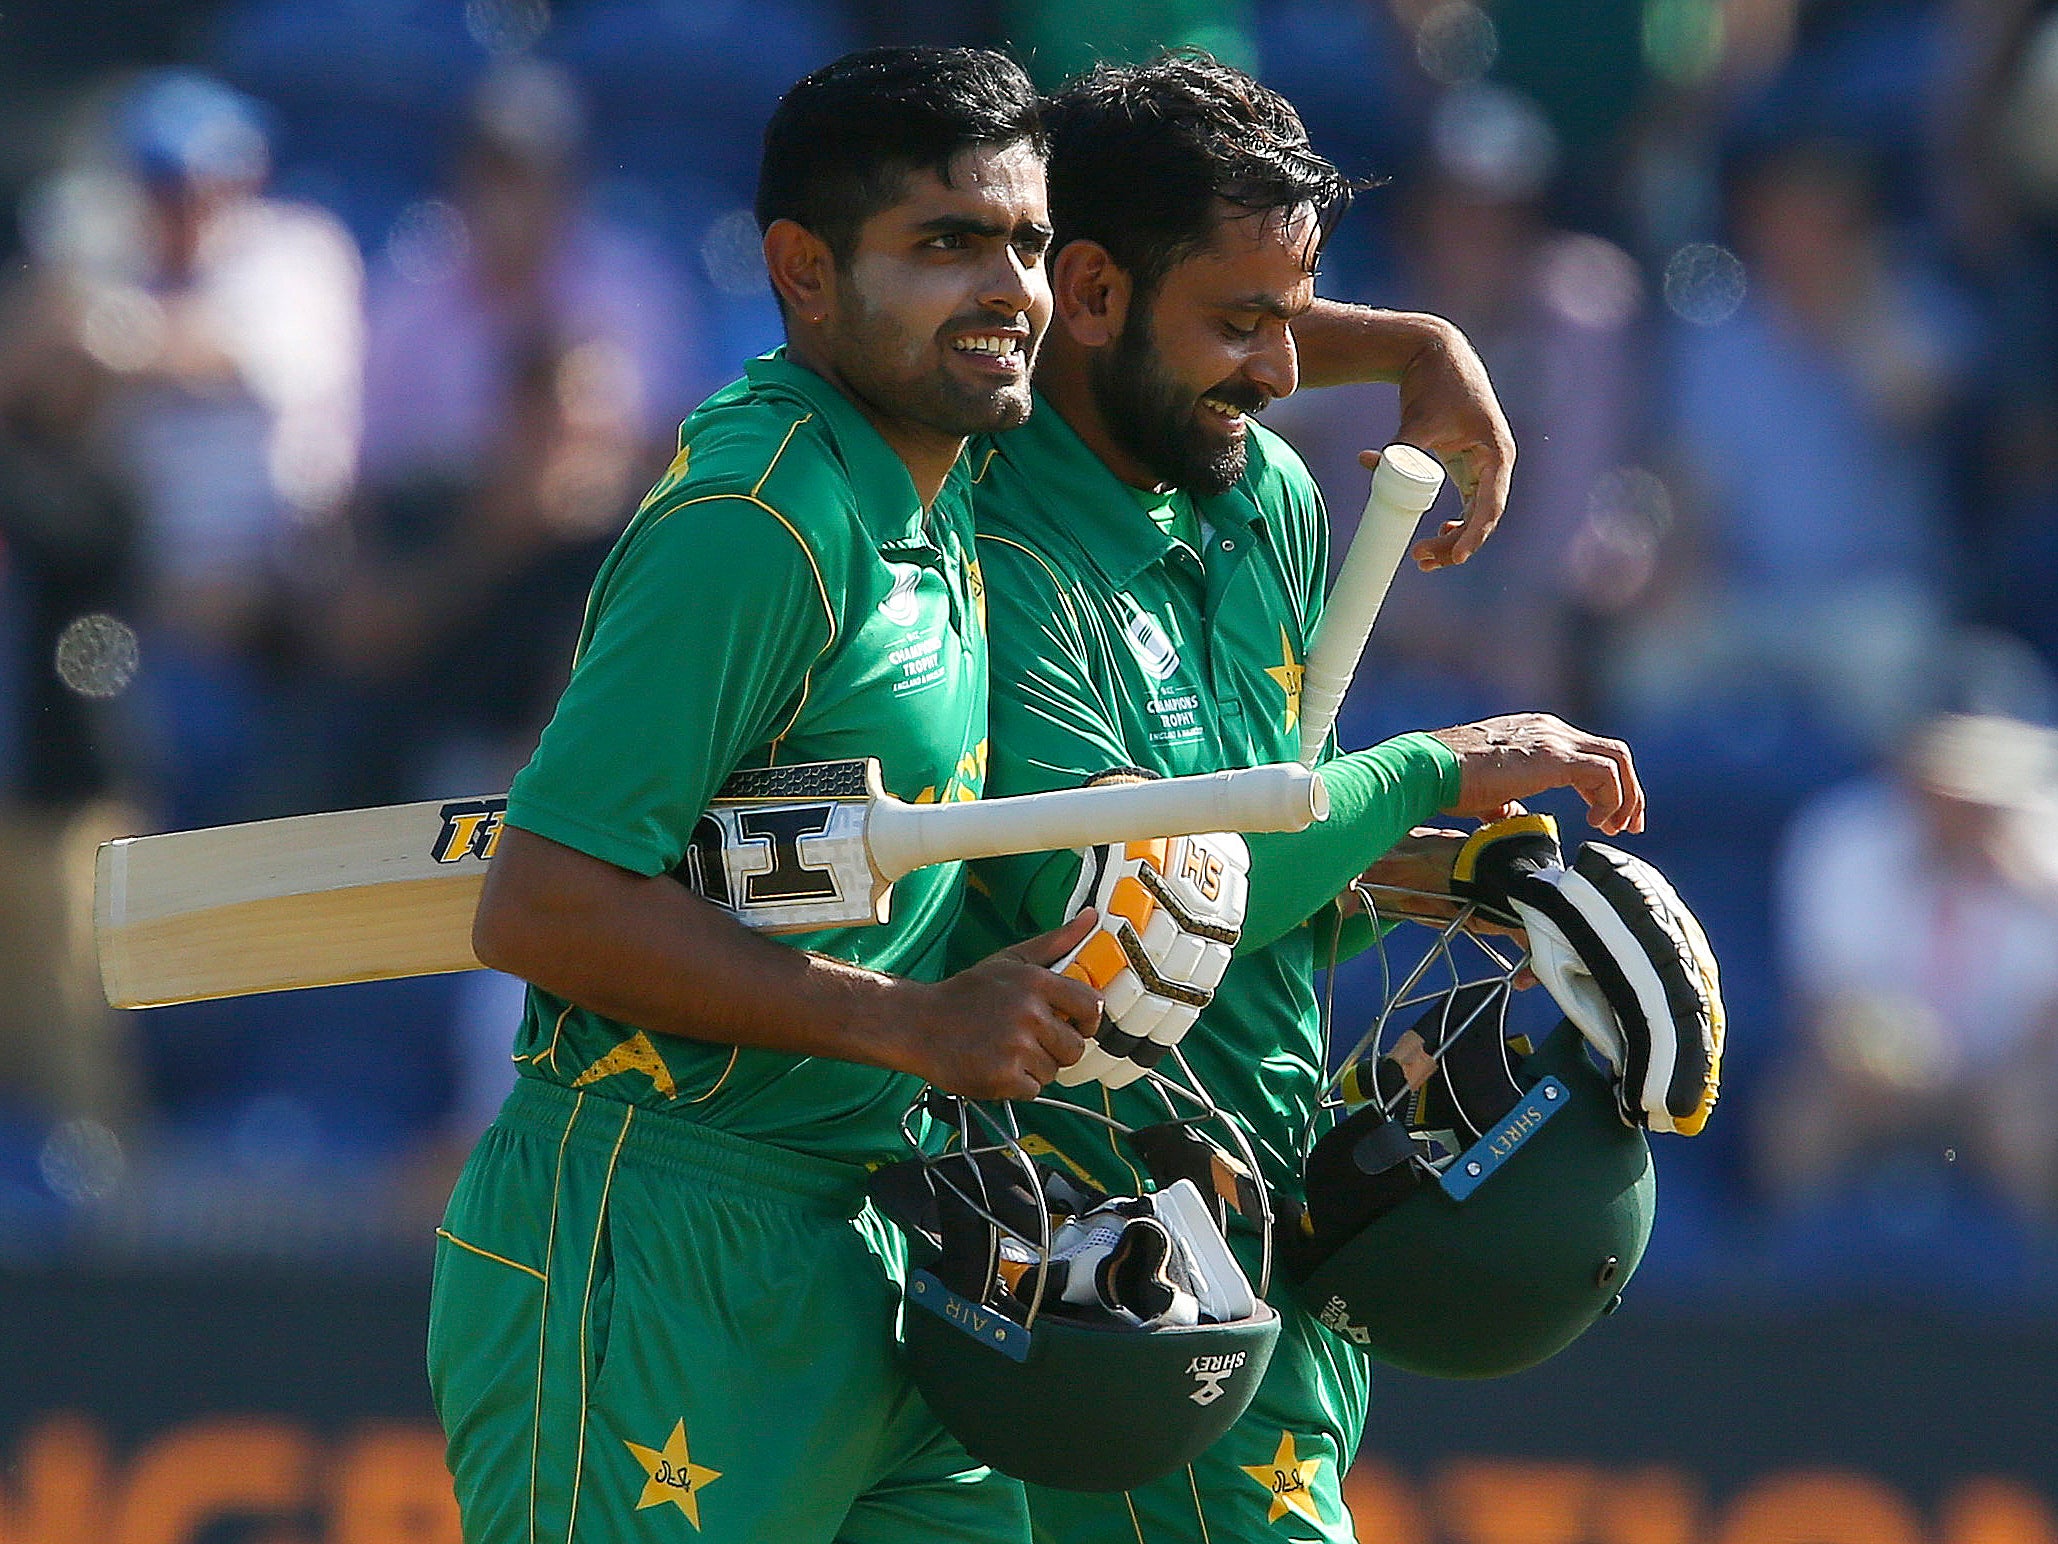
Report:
756,46,1046,267
1044,51,1356,302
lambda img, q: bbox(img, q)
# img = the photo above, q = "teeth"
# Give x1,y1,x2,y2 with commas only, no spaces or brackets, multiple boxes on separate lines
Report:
953,336,1019,356
1200,397,1244,419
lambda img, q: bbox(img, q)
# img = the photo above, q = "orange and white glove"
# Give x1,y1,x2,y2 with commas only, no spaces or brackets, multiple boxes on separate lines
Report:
1052,830,1249,1089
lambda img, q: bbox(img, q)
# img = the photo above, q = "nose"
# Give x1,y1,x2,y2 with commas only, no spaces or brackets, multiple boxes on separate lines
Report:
1248,323,1299,402
982,243,1041,318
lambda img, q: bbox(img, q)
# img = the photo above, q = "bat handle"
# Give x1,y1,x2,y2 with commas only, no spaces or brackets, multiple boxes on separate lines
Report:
1296,444,1446,765
865,763,1330,882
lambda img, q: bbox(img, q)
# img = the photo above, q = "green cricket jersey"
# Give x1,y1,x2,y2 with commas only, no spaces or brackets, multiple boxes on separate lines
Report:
957,394,1458,1208
502,352,989,1167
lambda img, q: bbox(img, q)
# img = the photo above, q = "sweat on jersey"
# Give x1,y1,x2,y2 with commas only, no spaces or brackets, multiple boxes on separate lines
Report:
954,392,1460,1210
502,351,989,1168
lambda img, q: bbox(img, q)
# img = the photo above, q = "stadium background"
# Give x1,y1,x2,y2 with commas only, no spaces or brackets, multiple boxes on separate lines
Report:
4,0,2058,1539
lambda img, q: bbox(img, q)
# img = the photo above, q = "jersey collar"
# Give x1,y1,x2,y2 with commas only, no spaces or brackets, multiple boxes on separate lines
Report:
745,350,963,544
984,390,1265,588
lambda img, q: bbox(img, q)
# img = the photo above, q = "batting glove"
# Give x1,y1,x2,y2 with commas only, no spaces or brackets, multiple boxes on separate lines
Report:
1052,819,1249,1091
1454,813,1725,1135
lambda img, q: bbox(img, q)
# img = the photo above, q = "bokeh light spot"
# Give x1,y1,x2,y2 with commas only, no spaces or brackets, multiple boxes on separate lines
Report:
53,612,140,700
1415,2,1499,86
39,1119,126,1205
1663,242,1747,325
387,200,470,287
465,0,551,57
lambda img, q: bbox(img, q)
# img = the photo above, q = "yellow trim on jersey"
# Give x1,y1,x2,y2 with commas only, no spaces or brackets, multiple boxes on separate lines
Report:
564,1100,636,1544
1123,1490,1148,1544
530,1090,583,1543
436,1228,546,1283
650,491,839,656
753,413,813,499
1186,1463,1215,1542
675,1044,742,1106
1102,1084,1147,1194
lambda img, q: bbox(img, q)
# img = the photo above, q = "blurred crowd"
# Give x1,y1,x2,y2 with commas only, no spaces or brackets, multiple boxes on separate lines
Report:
2,0,2057,1305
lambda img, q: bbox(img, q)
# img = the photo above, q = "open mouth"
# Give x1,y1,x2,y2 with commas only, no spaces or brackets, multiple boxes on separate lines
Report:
1199,393,1259,424
951,333,1026,368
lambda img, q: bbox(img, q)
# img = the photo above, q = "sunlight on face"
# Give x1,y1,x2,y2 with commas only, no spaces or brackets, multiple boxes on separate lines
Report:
1091,202,1319,492
825,140,1055,447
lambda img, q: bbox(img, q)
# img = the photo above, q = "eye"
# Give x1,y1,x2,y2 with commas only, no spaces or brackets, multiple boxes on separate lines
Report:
1220,317,1260,341
926,232,972,252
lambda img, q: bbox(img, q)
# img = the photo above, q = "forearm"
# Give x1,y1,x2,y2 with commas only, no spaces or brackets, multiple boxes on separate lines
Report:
1292,301,1457,391
1238,732,1461,950
474,826,922,1073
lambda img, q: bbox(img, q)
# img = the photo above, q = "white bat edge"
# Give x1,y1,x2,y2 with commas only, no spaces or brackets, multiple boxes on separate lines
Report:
1297,444,1446,764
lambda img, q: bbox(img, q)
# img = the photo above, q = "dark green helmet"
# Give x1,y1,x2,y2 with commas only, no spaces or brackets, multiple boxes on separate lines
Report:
1288,865,1660,1380
873,1092,1282,1492
1290,1012,1655,1378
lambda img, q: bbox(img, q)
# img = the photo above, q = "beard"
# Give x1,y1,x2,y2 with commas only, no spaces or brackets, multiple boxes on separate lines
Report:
830,288,1037,440
1088,309,1268,494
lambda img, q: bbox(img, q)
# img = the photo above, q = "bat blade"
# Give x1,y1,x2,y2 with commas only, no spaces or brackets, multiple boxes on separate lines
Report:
1297,443,1446,764
95,760,1328,1009
95,796,507,1009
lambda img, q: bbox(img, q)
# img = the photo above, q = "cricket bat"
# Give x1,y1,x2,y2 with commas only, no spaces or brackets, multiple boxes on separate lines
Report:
95,758,1329,1009
1296,443,1447,764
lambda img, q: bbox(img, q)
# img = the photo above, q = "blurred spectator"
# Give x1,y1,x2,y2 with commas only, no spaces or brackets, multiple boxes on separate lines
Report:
334,60,693,805
8,69,363,829
1930,0,2058,676
1275,83,1649,715
0,238,144,1133
323,62,698,1168
1611,138,1980,753
1764,713,2058,1228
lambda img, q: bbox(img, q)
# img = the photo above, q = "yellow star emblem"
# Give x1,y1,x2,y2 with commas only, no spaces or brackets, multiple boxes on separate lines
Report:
1240,1430,1327,1526
625,1419,722,1529
1263,626,1303,733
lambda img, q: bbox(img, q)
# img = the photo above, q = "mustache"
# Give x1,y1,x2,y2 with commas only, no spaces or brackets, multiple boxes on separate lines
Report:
1200,380,1271,415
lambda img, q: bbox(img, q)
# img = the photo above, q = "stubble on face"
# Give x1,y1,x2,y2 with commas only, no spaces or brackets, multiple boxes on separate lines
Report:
1088,306,1268,494
832,284,1039,439
816,141,1052,449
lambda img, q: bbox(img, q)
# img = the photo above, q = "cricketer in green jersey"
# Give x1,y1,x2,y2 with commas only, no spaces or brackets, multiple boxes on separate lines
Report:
956,56,1646,1543
429,49,1107,1544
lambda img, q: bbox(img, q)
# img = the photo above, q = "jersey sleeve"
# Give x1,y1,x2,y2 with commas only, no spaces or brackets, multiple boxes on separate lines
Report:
965,531,1128,936
505,493,836,875
1236,732,1460,951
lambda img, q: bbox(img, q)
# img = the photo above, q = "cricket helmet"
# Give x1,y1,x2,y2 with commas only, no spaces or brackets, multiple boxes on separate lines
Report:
872,1079,1281,1492
1285,886,1657,1379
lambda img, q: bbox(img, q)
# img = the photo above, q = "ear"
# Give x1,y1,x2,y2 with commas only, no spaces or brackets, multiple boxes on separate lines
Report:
1051,239,1133,350
763,218,835,327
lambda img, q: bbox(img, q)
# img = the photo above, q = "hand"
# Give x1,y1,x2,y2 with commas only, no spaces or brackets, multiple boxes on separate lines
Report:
1428,713,1645,836
896,910,1103,1100
1376,318,1515,571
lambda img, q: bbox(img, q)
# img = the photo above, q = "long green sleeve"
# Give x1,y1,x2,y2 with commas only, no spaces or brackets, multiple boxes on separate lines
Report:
1237,731,1461,952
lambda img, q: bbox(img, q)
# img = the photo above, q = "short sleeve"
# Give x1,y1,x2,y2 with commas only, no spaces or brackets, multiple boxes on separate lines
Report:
505,493,836,875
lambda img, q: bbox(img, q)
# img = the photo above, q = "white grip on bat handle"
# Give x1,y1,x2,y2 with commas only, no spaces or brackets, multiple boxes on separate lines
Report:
1297,444,1446,764
864,762,1330,882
